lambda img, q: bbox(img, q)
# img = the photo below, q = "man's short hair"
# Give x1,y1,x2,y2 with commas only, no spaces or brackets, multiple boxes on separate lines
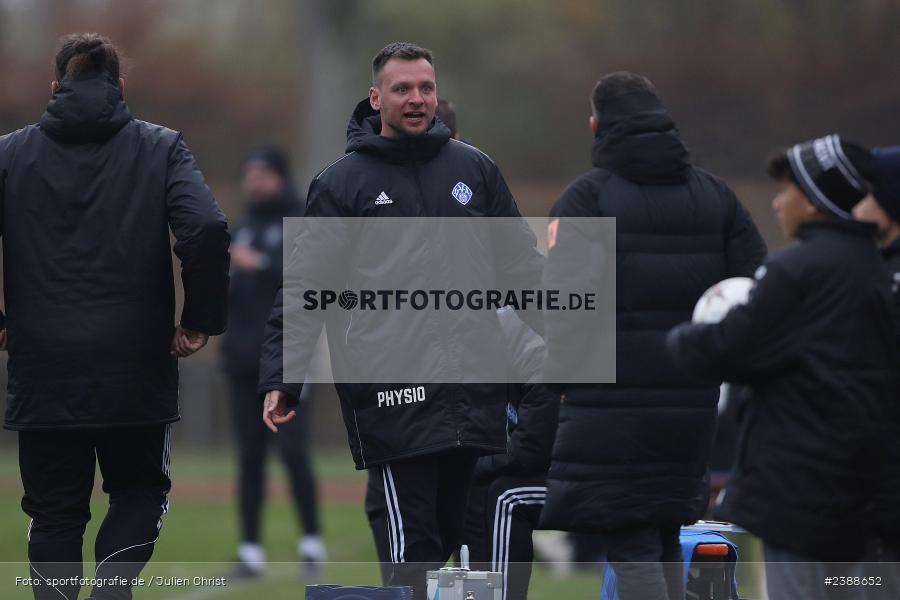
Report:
54,32,122,81
436,98,457,138
591,71,658,117
372,42,433,86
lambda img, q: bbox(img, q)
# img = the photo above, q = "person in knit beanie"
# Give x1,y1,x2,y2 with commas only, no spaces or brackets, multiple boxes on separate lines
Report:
667,135,898,600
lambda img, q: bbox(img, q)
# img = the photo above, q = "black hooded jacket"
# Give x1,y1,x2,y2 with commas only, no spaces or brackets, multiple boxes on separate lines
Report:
0,74,230,430
667,220,898,560
539,91,767,533
258,100,545,469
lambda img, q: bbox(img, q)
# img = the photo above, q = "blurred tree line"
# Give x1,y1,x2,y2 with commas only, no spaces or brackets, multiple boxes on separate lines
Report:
1,0,898,201
0,0,897,448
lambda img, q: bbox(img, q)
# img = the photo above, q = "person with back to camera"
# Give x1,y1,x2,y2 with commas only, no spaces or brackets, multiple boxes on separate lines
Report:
539,71,766,600
0,33,230,600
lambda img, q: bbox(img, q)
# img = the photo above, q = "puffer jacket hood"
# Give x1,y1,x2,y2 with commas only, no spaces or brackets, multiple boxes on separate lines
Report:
39,74,132,144
591,91,690,185
346,98,451,164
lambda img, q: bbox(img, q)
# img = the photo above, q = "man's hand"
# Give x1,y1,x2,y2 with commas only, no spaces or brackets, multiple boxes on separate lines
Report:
170,326,209,357
263,390,296,433
230,244,265,272
0,329,6,351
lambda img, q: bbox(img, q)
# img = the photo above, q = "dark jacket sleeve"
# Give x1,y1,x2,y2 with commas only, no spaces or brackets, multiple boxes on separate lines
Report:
257,178,352,402
485,160,546,334
166,134,231,335
474,309,560,480
724,189,768,277
257,284,302,402
666,260,803,384
502,313,559,476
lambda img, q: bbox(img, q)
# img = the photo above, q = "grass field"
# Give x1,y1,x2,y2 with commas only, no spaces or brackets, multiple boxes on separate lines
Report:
0,449,614,599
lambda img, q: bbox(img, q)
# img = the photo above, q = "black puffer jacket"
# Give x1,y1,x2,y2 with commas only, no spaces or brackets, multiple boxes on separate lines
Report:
258,100,544,469
539,91,767,533
668,220,898,560
0,74,230,430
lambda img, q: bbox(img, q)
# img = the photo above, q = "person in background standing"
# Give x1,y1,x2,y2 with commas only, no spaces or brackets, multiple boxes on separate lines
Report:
221,146,325,579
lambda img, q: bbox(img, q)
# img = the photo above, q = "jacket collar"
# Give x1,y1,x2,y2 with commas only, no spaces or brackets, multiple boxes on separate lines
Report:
797,218,879,242
591,91,690,184
39,74,132,144
345,99,451,164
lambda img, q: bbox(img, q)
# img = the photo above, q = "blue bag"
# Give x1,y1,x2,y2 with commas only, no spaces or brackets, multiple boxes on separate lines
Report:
600,529,739,600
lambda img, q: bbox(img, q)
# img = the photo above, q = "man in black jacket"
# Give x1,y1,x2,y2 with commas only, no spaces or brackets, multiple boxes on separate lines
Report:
667,136,897,600
258,42,543,598
221,146,324,578
0,34,230,600
539,72,766,600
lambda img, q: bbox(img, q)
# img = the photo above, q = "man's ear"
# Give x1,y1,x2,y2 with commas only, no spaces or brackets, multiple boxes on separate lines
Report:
589,115,599,136
369,86,380,112
118,78,126,95
50,80,59,96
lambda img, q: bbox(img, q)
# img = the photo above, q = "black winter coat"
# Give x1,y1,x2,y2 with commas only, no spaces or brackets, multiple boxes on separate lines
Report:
539,91,767,533
0,74,230,430
221,192,303,376
258,100,544,469
667,220,898,561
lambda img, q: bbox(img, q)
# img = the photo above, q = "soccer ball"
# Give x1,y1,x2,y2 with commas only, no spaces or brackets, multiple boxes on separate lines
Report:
692,277,755,324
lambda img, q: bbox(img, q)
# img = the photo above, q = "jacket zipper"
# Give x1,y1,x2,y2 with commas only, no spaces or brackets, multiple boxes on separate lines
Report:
411,150,463,449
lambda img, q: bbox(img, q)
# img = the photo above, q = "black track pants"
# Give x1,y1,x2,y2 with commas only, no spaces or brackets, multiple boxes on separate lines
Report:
19,424,172,600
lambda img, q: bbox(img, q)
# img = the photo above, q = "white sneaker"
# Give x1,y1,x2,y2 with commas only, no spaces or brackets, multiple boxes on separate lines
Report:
234,542,266,577
298,535,326,579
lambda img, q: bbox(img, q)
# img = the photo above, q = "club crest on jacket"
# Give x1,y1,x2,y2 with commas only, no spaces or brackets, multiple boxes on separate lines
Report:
451,181,473,205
